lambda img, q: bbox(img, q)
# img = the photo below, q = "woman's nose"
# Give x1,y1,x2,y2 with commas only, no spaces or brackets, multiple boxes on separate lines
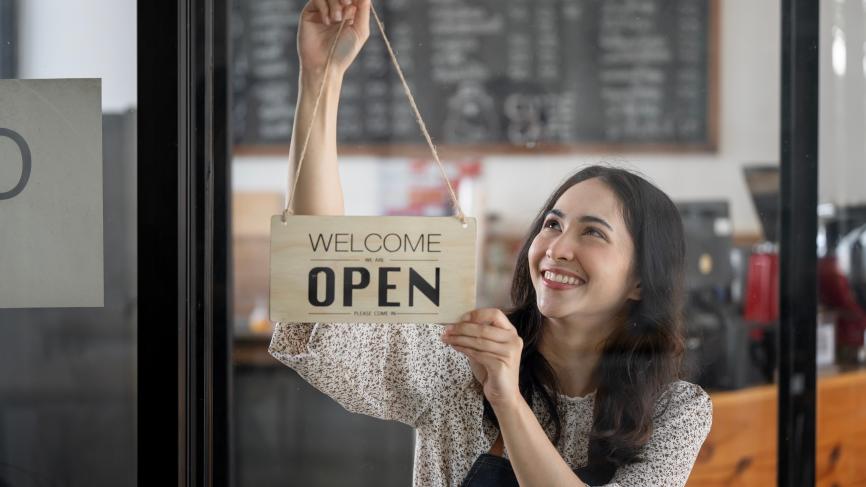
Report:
546,235,575,261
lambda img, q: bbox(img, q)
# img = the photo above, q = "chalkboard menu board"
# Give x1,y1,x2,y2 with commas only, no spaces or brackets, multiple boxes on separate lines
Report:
232,0,717,153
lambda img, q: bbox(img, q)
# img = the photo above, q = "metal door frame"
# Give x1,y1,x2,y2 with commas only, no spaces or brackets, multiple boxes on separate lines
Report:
779,1,819,486
138,0,231,485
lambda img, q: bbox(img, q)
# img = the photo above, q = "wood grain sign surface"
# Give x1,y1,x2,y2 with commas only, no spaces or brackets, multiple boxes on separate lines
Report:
270,215,476,324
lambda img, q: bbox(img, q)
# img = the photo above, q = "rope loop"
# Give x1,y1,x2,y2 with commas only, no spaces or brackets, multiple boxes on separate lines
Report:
284,2,467,225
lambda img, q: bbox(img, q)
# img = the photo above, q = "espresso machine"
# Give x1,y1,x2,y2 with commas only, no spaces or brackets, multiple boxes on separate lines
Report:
678,166,789,389
677,200,753,390
817,204,866,365
739,166,781,383
743,166,866,372
681,166,866,390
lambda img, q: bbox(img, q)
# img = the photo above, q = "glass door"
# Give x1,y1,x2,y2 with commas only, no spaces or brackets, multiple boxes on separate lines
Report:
224,1,819,486
814,0,866,485
5,0,843,485
0,1,138,485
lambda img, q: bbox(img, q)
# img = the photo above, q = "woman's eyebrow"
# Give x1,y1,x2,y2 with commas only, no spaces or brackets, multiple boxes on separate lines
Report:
547,208,614,232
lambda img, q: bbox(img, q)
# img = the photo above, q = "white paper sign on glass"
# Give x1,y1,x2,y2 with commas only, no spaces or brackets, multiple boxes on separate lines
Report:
0,79,104,308
270,215,476,324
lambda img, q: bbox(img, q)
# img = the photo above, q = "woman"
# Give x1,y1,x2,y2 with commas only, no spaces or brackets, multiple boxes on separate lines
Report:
269,1,713,485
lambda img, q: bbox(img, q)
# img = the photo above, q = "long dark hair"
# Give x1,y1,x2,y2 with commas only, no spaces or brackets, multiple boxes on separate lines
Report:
483,164,686,469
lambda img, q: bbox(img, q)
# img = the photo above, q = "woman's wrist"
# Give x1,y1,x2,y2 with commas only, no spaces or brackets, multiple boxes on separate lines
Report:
299,66,344,93
489,390,528,415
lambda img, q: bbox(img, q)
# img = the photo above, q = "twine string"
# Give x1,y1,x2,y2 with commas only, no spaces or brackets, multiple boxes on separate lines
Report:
284,2,467,225
368,4,465,225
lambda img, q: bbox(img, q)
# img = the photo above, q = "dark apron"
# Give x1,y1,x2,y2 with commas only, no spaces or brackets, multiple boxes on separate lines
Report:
459,435,615,486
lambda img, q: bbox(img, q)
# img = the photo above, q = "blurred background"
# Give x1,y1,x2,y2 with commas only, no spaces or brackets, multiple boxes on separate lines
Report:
1,0,866,486
229,1,866,485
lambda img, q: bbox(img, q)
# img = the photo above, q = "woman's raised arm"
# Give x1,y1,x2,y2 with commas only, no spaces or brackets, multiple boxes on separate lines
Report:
289,0,370,216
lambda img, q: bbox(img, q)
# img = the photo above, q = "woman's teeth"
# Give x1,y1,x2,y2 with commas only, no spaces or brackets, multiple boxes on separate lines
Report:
543,271,583,286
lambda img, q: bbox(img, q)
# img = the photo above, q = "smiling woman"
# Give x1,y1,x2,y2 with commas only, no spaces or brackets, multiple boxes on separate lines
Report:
271,166,712,486
507,165,702,477
267,0,711,485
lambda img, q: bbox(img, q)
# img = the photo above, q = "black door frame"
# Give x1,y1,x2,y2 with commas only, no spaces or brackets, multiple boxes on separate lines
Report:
779,1,818,486
0,0,16,78
137,0,819,485
138,0,231,485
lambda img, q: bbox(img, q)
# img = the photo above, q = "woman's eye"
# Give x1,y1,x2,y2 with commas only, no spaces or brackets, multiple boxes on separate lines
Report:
543,219,560,230
585,227,605,239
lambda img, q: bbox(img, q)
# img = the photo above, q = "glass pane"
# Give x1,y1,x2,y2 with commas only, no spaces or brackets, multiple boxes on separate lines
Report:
229,1,780,485
0,1,137,485
816,0,866,484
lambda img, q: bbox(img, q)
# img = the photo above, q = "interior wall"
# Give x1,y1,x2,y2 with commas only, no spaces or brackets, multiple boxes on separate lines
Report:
819,0,866,207
17,0,137,111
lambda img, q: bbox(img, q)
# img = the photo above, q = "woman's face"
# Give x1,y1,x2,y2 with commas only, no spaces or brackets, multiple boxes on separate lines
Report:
528,178,641,326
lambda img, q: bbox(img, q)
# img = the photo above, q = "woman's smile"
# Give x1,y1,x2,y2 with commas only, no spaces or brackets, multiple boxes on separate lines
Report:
541,270,586,290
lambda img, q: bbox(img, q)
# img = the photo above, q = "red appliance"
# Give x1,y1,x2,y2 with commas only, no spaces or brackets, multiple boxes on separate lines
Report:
818,220,866,354
744,244,779,324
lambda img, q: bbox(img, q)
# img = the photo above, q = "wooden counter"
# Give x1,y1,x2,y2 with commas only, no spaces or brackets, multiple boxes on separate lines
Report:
688,369,866,486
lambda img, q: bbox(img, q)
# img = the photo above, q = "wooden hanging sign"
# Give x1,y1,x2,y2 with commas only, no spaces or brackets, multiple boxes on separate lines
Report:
269,215,476,324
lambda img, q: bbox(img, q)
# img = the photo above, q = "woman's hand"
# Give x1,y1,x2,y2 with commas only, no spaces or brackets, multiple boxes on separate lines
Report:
441,308,525,409
299,0,371,77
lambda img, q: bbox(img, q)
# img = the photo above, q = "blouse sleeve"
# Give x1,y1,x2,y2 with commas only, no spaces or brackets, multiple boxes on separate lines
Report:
600,381,713,487
268,321,468,428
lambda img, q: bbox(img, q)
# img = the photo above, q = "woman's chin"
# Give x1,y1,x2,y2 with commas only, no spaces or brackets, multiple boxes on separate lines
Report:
536,302,570,319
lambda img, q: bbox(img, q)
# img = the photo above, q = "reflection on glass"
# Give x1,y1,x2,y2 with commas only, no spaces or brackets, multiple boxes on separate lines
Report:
815,1,866,486
230,1,789,486
0,1,137,485
832,26,847,77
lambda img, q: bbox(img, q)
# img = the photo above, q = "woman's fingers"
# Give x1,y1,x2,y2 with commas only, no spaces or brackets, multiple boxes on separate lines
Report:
326,0,346,22
345,6,357,26
451,345,505,369
303,10,325,24
444,308,522,363
301,1,322,23
442,333,511,357
461,308,517,331
312,0,331,25
352,0,371,36
308,0,365,28
444,322,512,343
